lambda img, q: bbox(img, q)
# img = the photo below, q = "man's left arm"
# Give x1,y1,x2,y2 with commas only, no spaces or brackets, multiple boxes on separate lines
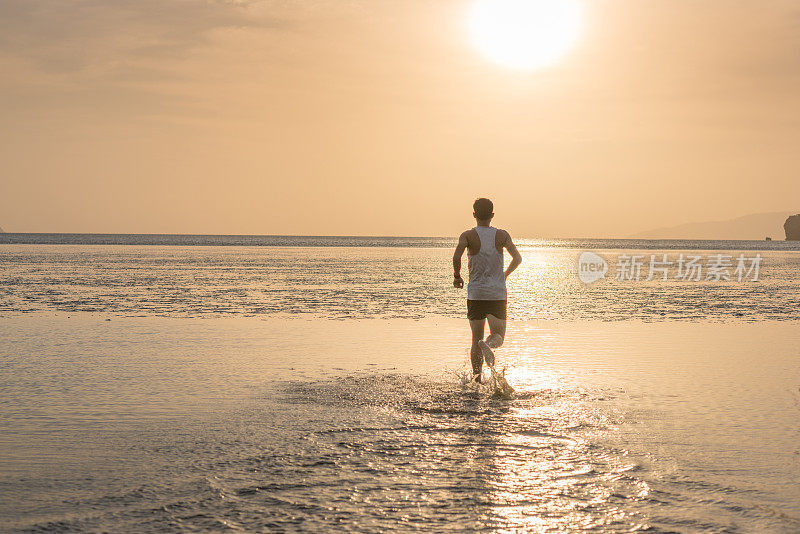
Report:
453,232,468,288
502,231,522,278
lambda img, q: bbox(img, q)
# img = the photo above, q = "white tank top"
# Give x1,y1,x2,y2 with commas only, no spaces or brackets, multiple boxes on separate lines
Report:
467,226,507,300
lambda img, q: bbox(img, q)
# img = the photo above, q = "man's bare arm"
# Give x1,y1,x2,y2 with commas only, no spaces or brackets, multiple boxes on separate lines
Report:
502,231,522,278
452,232,468,288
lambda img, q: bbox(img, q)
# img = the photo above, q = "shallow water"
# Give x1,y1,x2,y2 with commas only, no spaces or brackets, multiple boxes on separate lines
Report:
2,240,800,531
1,243,799,321
1,316,799,532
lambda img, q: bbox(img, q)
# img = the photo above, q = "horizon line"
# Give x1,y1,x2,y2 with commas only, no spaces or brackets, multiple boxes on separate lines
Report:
0,231,792,243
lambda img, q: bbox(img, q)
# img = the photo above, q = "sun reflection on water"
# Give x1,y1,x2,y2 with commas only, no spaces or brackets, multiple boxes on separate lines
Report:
464,372,650,532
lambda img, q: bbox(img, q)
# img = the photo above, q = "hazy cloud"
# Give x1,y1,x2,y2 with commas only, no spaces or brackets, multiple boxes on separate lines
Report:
0,0,285,73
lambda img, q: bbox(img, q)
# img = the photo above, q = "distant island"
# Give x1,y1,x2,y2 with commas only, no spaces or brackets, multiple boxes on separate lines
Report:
635,211,795,240
784,215,800,240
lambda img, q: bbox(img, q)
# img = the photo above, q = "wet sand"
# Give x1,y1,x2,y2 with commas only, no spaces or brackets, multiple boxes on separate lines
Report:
2,315,799,532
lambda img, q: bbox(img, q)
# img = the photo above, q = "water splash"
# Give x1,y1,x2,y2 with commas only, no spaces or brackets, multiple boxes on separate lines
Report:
485,363,515,399
455,357,515,399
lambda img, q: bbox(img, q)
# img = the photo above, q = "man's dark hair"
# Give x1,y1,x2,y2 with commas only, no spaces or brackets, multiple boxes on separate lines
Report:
473,198,493,220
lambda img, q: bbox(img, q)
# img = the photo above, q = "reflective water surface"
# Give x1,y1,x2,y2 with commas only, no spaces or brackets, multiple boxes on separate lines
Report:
2,316,799,532
1,243,799,320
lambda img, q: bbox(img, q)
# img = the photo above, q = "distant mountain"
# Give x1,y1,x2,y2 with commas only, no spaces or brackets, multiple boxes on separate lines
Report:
635,211,795,240
0,225,4,233
785,215,800,240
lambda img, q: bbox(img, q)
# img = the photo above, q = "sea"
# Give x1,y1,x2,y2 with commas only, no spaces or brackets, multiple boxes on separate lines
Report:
1,234,799,532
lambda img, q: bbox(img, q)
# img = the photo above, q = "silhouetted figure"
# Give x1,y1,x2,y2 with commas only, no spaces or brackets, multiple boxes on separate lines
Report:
452,198,522,381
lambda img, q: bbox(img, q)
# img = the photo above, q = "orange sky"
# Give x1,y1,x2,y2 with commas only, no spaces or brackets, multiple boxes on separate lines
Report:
1,0,799,237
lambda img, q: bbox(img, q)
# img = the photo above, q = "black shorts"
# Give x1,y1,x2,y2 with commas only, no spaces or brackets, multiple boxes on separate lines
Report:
467,300,507,321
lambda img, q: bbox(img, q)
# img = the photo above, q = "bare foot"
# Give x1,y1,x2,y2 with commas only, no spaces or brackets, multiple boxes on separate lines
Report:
477,340,495,368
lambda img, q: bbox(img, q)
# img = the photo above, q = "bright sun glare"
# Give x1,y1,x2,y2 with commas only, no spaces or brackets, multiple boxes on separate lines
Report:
469,0,582,70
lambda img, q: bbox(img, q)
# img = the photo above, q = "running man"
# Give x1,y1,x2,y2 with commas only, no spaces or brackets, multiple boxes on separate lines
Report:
453,198,522,382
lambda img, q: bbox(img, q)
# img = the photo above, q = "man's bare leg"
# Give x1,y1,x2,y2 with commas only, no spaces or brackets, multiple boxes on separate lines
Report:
478,314,506,367
469,319,486,381
486,314,506,348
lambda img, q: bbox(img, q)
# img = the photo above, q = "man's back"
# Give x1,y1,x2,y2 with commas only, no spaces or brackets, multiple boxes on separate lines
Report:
465,226,507,301
461,226,510,257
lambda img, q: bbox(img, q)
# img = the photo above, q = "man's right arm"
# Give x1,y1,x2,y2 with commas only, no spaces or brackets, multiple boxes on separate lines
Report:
502,230,522,278
452,232,468,288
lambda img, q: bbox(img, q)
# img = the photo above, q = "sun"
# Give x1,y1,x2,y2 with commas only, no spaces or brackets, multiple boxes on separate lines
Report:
468,0,582,70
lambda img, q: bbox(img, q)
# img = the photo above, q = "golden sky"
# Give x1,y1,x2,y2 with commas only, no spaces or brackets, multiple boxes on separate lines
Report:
1,0,799,237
